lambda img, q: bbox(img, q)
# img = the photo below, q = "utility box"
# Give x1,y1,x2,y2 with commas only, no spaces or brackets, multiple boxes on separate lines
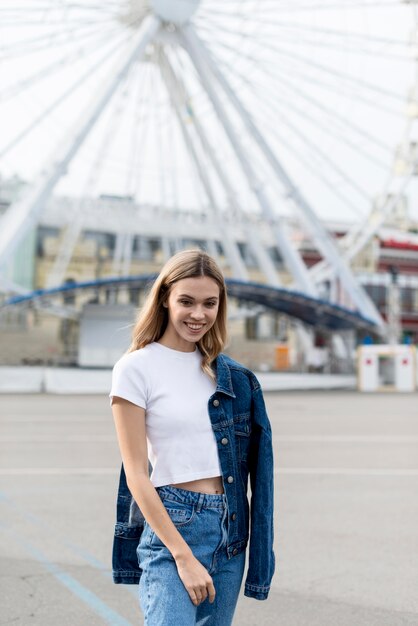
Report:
78,304,136,367
357,345,416,392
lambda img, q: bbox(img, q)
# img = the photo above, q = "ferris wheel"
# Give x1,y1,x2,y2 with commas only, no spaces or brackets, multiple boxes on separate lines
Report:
0,0,417,336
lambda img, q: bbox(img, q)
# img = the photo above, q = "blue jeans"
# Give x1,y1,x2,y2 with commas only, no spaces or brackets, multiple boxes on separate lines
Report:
136,485,246,625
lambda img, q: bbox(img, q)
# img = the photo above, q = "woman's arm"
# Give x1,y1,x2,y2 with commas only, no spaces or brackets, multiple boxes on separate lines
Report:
111,396,215,606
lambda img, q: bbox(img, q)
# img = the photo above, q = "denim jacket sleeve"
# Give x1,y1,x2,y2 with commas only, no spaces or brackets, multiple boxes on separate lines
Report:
244,374,276,600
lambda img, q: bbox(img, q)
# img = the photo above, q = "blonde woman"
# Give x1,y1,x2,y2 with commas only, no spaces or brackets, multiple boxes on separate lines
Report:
110,249,275,625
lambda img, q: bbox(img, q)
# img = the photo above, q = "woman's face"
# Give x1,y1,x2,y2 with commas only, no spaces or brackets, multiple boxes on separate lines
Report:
162,276,220,351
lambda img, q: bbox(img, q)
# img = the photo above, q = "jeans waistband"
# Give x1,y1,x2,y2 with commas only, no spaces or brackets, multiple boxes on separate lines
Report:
156,485,227,511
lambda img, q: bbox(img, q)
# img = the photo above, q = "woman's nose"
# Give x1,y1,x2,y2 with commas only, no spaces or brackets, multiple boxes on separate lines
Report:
190,307,205,319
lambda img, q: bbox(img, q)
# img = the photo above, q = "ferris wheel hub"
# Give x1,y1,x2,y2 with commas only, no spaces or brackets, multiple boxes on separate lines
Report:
149,0,200,25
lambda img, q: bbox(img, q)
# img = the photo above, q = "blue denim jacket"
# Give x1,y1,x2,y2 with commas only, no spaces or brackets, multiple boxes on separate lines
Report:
112,352,275,600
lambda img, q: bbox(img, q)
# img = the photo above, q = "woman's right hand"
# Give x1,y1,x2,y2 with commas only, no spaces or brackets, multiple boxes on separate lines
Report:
175,552,216,606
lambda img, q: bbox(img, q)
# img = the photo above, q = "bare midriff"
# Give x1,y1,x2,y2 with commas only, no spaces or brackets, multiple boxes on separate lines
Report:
169,475,224,494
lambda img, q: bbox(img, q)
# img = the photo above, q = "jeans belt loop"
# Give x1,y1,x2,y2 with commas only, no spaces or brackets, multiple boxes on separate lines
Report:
196,493,205,513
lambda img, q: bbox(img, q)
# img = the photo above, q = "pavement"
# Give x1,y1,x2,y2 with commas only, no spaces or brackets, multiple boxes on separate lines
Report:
1,391,418,625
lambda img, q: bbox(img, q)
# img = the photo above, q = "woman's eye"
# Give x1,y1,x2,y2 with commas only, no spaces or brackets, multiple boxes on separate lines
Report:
179,300,216,306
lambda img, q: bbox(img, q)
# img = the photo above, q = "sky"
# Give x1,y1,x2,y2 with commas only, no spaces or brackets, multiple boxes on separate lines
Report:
0,0,417,226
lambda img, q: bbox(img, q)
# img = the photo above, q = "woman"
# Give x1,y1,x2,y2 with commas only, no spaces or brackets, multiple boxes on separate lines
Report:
110,249,275,626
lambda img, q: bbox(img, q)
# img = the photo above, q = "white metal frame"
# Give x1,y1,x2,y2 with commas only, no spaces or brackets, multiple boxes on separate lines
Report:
0,6,394,340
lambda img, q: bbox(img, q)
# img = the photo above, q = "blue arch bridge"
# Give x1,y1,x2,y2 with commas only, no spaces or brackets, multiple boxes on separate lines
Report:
3,275,379,334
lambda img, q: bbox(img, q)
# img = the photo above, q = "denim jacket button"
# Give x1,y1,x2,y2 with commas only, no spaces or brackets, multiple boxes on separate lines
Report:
232,548,238,556
227,475,234,483
231,512,237,521
221,437,229,445
213,399,220,407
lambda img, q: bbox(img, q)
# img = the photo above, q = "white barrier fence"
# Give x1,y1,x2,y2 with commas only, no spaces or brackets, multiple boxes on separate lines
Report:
0,367,356,394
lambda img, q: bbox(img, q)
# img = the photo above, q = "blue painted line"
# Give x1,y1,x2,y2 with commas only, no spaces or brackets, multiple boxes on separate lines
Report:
18,504,111,575
3,523,133,626
0,490,136,596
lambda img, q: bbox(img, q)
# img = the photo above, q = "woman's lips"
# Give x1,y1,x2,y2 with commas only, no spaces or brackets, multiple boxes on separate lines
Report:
185,322,205,332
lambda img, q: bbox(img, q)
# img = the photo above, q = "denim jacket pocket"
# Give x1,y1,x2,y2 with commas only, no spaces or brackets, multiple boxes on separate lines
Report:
234,413,251,462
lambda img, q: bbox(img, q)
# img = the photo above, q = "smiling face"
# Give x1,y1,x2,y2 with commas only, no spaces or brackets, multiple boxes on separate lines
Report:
160,276,220,352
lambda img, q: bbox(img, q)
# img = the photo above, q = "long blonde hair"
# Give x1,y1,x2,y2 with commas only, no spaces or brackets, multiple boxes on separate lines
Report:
128,249,228,380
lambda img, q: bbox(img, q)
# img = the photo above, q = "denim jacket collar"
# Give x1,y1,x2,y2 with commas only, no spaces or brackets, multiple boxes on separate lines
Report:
211,353,236,398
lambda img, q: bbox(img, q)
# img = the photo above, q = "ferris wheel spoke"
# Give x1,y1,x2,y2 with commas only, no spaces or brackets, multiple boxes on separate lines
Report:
213,47,378,207
231,114,366,219
238,63,394,164
199,22,405,105
267,88,389,172
252,46,405,104
160,48,249,277
262,128,366,218
197,25,403,116
197,9,410,47
2,17,111,47
262,27,408,51
0,13,162,269
130,68,154,203
0,2,122,14
250,32,410,62
0,15,116,26
242,71,389,176
258,56,402,118
0,4,61,12
0,25,132,102
0,5,143,59
197,1,402,26
78,58,141,196
255,58,399,140
124,64,151,199
155,59,169,210
248,1,402,12
62,2,122,10
0,34,135,161
252,20,411,48
195,11,409,62
171,47,232,218
254,96,373,205
58,80,136,261
1,22,120,59
0,2,112,7
201,32,397,157
203,33,401,123
166,57,179,211
148,64,161,210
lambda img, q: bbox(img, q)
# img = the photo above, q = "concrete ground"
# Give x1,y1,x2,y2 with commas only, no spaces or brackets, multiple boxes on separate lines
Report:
1,391,417,626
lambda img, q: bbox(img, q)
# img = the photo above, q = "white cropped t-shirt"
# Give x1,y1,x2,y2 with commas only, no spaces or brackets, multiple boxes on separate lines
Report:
109,342,222,488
